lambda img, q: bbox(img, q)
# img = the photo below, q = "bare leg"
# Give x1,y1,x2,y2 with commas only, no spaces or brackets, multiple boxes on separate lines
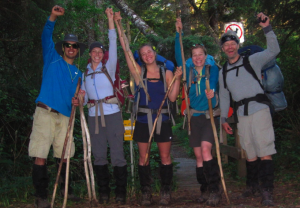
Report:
35,157,47,165
138,142,151,166
157,141,172,165
201,141,213,162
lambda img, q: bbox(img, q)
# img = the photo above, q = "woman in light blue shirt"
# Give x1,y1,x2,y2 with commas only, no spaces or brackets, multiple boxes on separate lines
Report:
80,8,127,205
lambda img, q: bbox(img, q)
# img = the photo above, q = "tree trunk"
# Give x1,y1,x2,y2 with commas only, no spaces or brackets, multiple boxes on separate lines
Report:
208,0,218,33
180,0,191,36
86,17,95,46
187,0,219,45
96,0,105,43
110,0,158,36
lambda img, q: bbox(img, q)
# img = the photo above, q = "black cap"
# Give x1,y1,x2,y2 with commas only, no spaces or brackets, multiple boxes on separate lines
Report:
89,42,105,52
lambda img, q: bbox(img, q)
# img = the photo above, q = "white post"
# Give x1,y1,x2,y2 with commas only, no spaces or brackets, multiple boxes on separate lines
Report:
130,140,134,185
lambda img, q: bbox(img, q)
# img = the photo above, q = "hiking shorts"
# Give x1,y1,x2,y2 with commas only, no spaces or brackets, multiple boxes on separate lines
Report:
28,106,75,159
189,114,219,147
237,108,276,160
133,120,173,143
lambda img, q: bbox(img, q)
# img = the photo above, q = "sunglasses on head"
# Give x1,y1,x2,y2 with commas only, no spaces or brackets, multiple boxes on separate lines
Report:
221,35,238,44
63,42,79,49
192,43,204,47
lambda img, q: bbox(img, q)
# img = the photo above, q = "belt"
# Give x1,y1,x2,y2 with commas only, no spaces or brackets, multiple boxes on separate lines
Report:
138,107,169,135
37,102,59,114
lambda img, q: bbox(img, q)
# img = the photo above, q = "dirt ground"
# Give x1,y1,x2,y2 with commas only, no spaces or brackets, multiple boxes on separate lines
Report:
7,142,300,208
13,182,300,208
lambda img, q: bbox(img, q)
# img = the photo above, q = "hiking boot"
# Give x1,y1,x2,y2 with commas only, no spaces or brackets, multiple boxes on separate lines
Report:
204,159,221,207
94,164,110,204
259,160,275,206
159,163,173,205
114,165,128,205
138,165,152,206
261,188,275,206
196,167,209,203
141,186,152,206
198,184,210,203
32,164,49,206
57,160,81,202
34,197,50,208
241,159,260,198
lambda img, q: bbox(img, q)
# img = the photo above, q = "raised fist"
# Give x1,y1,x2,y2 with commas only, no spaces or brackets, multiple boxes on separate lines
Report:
52,5,64,16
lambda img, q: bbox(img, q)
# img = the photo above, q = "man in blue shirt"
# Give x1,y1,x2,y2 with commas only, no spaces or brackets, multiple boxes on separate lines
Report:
28,5,86,208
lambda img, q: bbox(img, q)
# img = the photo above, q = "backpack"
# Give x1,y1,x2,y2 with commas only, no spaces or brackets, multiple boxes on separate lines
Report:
133,50,175,72
133,51,178,117
86,51,125,105
181,55,218,116
223,45,287,114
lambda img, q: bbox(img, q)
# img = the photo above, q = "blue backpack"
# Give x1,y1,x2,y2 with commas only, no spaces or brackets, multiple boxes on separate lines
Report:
133,50,174,71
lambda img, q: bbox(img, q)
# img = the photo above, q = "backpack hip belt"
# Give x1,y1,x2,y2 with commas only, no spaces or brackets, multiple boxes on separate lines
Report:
87,95,117,134
182,106,220,129
138,107,170,135
233,93,272,123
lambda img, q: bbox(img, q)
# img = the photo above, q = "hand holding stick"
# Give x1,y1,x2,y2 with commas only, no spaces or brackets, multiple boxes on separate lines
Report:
51,78,81,208
178,28,191,135
205,65,230,204
144,74,178,165
115,17,151,102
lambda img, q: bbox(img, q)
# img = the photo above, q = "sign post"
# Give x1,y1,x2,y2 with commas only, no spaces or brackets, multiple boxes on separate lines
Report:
123,120,135,184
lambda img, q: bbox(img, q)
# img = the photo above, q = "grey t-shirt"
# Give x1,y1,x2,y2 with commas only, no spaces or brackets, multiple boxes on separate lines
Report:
219,26,280,123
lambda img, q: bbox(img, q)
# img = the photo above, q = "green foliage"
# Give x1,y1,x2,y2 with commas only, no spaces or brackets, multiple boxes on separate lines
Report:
172,121,194,158
1,0,300,206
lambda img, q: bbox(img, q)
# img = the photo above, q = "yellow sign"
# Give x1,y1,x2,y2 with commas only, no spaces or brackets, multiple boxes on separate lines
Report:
123,120,135,141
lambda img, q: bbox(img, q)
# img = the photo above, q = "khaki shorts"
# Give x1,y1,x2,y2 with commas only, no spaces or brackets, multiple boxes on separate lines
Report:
237,108,276,160
28,106,75,159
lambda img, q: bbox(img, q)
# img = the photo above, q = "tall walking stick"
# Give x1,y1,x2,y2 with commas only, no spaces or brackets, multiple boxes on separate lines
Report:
205,65,230,204
78,94,98,205
144,75,177,165
116,19,151,102
62,110,76,208
51,78,81,208
178,29,191,135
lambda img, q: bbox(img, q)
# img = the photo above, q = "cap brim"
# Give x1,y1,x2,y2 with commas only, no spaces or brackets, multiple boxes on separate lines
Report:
55,41,87,58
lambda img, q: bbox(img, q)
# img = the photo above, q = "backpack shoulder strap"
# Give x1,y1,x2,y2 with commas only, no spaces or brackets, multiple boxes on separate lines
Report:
222,61,228,88
243,56,264,90
160,64,167,92
101,64,114,89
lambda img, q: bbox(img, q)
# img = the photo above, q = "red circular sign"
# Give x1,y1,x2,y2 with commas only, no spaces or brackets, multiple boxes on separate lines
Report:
225,24,243,39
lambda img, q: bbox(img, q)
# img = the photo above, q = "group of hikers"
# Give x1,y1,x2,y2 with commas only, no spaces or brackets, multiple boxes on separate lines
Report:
28,5,279,208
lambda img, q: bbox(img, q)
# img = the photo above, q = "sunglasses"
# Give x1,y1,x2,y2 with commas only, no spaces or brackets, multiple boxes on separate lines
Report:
192,43,204,47
221,35,238,44
63,42,79,49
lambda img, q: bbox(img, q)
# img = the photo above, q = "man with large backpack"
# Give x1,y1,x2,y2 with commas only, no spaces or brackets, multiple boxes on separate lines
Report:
219,13,280,206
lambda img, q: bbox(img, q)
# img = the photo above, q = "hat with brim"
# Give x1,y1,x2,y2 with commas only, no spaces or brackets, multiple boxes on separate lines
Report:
55,33,87,58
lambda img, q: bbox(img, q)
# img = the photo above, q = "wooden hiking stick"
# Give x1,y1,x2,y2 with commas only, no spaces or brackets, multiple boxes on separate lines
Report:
116,19,151,102
78,94,98,205
51,78,81,208
205,65,230,204
178,29,191,135
144,75,177,165
62,110,76,208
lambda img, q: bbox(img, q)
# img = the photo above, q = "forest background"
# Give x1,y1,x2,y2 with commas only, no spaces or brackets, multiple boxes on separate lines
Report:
1,0,300,206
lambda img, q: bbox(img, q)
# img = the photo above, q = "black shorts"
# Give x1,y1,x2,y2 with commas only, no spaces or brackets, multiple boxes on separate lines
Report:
133,120,173,143
189,115,219,147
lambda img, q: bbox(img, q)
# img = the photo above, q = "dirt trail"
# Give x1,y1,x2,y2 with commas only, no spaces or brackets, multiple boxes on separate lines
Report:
12,140,300,207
